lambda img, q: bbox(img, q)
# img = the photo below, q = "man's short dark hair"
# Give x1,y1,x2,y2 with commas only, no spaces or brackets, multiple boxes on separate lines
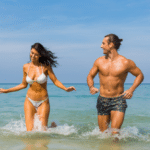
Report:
105,34,123,50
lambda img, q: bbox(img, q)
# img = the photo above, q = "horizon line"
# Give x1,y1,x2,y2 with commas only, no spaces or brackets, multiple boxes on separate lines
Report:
0,83,149,84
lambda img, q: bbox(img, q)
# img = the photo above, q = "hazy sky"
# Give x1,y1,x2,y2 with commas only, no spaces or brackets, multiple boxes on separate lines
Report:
0,0,149,83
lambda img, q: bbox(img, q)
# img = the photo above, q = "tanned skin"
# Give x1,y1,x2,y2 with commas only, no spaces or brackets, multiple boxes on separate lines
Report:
0,48,76,131
87,37,144,134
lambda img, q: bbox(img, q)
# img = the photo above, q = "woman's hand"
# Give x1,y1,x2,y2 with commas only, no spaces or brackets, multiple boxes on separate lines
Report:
66,86,76,92
0,88,8,93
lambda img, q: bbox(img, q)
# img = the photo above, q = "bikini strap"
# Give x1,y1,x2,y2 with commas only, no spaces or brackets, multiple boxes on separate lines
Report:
27,63,32,75
41,64,43,73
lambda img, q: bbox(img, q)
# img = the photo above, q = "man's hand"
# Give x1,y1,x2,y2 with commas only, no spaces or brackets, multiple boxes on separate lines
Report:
90,86,99,95
122,89,133,99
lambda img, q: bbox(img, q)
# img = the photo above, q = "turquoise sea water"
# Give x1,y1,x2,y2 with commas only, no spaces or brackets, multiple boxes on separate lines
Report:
0,83,150,150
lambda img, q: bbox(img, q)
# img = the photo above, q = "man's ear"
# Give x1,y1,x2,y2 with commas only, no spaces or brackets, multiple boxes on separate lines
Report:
109,42,114,49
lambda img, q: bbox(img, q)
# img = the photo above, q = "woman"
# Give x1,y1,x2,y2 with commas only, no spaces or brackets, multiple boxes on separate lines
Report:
0,43,76,131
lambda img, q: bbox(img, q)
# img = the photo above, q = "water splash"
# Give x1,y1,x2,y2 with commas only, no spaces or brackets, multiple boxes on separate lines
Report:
47,124,77,135
33,113,43,131
81,126,150,141
0,114,77,136
1,115,150,141
1,115,26,134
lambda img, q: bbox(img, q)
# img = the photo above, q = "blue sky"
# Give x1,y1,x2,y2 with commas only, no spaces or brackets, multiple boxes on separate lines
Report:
0,0,149,83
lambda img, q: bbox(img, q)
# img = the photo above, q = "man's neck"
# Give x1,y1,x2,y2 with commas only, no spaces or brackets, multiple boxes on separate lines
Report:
106,49,119,61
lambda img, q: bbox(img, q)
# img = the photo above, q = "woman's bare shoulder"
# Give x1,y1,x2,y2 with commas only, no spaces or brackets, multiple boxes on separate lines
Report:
42,64,53,75
44,64,52,70
23,63,30,72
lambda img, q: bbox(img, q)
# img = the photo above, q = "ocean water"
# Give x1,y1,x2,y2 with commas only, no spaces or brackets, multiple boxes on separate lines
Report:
0,83,150,150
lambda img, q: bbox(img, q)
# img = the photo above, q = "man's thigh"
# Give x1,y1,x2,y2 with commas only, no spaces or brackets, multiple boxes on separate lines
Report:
98,115,110,132
110,111,125,129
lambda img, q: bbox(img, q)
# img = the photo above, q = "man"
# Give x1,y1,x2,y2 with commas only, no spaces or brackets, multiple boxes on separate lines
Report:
87,34,144,135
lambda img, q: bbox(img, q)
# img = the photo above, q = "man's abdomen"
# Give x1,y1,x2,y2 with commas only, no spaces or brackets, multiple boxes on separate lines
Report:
99,76,125,97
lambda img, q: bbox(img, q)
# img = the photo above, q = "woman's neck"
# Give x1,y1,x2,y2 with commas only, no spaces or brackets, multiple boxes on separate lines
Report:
31,61,40,66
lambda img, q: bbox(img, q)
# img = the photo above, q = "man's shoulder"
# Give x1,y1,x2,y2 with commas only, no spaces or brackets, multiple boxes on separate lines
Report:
92,56,105,68
95,56,105,63
119,55,136,68
119,55,130,63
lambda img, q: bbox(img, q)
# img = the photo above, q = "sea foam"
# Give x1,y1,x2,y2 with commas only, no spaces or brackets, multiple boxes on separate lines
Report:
1,114,150,141
81,126,150,141
0,114,77,136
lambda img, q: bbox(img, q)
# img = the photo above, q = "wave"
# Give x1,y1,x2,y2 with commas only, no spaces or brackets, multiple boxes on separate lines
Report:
1,115,150,141
0,114,77,137
81,126,150,141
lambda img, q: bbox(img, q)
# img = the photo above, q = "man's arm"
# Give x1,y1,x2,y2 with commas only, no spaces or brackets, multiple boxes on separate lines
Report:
123,59,144,99
87,60,99,94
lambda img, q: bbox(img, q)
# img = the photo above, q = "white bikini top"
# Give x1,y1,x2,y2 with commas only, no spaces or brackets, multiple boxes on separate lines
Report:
26,63,47,85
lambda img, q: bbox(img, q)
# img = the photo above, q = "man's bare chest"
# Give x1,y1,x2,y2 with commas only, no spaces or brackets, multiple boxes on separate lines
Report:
98,61,128,77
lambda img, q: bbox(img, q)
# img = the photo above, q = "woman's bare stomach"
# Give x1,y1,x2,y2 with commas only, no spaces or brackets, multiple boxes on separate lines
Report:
27,87,48,101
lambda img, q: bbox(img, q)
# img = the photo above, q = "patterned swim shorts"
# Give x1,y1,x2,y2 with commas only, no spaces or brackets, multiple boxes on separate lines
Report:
96,95,127,115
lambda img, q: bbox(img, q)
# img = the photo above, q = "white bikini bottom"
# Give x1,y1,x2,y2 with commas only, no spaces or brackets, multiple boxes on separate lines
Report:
26,95,48,110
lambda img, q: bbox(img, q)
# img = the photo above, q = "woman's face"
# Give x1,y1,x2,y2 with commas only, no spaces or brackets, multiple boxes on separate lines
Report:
30,48,41,62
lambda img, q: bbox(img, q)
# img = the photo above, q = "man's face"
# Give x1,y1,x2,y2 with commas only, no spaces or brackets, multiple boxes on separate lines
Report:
100,37,111,54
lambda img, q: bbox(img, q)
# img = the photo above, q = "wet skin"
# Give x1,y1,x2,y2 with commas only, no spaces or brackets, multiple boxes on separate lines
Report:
87,37,144,134
0,48,76,131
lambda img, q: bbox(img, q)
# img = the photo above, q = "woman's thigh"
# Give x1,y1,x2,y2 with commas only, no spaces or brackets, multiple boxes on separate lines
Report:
37,99,50,127
24,98,36,131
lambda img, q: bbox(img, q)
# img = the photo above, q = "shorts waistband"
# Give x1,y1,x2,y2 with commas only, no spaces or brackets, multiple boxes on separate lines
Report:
98,95,124,100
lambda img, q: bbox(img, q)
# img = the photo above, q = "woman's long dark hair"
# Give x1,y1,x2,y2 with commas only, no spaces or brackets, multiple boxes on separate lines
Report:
31,43,58,67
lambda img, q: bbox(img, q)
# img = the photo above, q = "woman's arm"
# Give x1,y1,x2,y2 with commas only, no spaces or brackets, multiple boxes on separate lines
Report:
0,64,28,93
47,65,76,92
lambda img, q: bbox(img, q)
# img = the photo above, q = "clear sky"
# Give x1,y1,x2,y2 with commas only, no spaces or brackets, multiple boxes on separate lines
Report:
0,0,149,83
